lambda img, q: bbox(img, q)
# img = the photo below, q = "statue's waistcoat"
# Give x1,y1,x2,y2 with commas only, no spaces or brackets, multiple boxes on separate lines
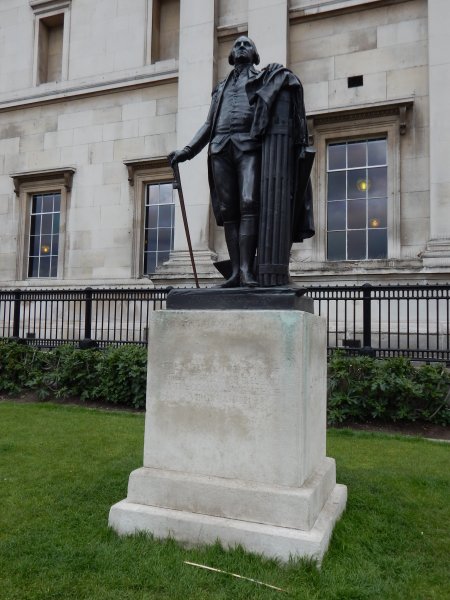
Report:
215,73,254,135
210,68,260,155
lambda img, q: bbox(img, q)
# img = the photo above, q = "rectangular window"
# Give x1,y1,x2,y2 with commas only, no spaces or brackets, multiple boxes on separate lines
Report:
28,192,61,278
143,182,175,274
37,13,64,84
150,0,180,63
327,138,388,261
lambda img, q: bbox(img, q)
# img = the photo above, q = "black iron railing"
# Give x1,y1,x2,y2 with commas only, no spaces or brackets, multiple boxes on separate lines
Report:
1,284,449,361
0,287,168,348
308,283,450,362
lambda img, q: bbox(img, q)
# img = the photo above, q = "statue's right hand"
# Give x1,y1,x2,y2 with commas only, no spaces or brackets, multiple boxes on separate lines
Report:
168,148,191,167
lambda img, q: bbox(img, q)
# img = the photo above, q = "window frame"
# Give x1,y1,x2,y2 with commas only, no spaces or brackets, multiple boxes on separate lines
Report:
27,190,62,279
326,137,389,262
31,0,71,87
143,181,176,275
312,117,401,265
11,168,74,281
125,157,175,279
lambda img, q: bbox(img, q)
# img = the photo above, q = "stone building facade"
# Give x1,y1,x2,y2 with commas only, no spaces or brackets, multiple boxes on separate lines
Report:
0,0,449,289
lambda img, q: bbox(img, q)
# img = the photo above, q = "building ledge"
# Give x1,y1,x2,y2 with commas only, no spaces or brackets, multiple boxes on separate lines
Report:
290,0,410,23
0,64,178,113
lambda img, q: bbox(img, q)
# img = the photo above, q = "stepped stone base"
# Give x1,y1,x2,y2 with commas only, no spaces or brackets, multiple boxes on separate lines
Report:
109,308,347,562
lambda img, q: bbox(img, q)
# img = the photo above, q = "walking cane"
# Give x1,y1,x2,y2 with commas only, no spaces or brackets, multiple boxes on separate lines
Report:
170,161,200,289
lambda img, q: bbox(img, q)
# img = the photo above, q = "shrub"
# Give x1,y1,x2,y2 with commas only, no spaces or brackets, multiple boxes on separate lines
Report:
1,341,449,424
93,345,147,409
0,340,147,408
328,351,450,426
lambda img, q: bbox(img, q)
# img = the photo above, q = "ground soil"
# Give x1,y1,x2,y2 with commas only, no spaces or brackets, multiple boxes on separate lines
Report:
2,392,449,441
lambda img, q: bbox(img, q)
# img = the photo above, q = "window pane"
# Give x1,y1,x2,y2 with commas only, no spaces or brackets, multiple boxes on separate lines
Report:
40,235,52,256
32,195,42,213
347,199,366,230
51,235,59,255
368,167,387,198
148,185,159,205
29,236,40,256
368,229,387,259
145,252,157,274
52,213,60,235
41,214,53,235
28,256,39,277
368,139,386,166
347,169,367,199
157,251,170,267
145,205,158,229
328,144,346,170
368,197,387,229
158,227,172,251
347,230,366,260
146,229,158,252
38,256,51,278
159,204,174,228
42,195,53,213
53,194,61,212
327,171,346,201
327,200,345,230
30,214,41,236
347,141,366,168
159,184,174,204
327,231,346,260
50,256,58,277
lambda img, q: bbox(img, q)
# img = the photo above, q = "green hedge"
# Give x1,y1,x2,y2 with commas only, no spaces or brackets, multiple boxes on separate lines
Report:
328,351,450,426
0,341,147,409
1,341,449,424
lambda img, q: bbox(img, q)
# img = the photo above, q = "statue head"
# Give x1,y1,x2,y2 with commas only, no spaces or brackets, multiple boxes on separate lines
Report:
228,36,260,66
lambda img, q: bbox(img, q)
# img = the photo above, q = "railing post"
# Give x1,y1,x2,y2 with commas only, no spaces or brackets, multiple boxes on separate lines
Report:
79,287,97,349
84,287,92,339
12,289,21,338
362,283,375,356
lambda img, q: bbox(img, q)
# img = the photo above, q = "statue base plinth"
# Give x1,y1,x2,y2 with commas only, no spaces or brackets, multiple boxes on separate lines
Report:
166,286,314,312
109,309,346,562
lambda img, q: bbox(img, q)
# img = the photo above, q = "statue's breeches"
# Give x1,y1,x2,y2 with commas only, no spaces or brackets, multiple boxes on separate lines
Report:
210,143,261,222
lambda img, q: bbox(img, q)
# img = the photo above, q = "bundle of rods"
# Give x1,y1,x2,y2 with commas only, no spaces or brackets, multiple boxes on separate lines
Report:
257,89,293,287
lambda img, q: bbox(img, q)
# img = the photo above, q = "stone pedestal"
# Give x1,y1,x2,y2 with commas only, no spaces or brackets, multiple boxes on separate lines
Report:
109,309,347,562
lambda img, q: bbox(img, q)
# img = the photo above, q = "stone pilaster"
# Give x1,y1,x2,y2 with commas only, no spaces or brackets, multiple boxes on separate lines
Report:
422,0,450,268
248,0,288,67
155,0,218,284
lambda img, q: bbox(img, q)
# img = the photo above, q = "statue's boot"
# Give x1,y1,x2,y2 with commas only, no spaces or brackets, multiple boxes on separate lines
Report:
219,220,241,288
239,214,259,287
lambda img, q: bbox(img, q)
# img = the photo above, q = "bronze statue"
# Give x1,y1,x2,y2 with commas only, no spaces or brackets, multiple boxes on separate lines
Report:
169,36,314,288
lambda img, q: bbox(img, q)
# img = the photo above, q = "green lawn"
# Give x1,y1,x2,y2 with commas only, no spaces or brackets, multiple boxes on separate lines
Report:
0,402,448,600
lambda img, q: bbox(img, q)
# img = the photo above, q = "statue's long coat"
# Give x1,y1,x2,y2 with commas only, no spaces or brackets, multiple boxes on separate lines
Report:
187,65,315,243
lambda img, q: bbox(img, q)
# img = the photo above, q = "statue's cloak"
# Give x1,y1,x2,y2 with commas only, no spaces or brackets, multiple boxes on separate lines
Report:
245,65,315,244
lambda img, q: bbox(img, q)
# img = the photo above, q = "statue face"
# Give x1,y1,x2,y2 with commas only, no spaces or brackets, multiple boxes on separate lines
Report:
231,36,256,65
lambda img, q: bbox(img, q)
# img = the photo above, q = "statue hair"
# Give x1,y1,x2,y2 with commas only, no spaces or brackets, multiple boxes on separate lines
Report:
228,38,260,66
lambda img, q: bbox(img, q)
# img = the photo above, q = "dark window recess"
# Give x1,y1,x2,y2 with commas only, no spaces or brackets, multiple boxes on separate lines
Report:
348,75,363,88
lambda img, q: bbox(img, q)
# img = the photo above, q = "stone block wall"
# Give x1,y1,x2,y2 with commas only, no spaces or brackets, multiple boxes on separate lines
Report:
0,0,449,288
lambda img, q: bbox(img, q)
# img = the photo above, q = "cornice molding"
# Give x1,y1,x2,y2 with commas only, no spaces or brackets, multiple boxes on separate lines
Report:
10,167,76,196
307,98,414,139
123,157,171,186
289,0,410,23
29,0,71,14
216,23,248,41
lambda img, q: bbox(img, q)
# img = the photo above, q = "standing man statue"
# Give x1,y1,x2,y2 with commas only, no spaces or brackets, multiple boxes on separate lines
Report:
169,36,314,288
